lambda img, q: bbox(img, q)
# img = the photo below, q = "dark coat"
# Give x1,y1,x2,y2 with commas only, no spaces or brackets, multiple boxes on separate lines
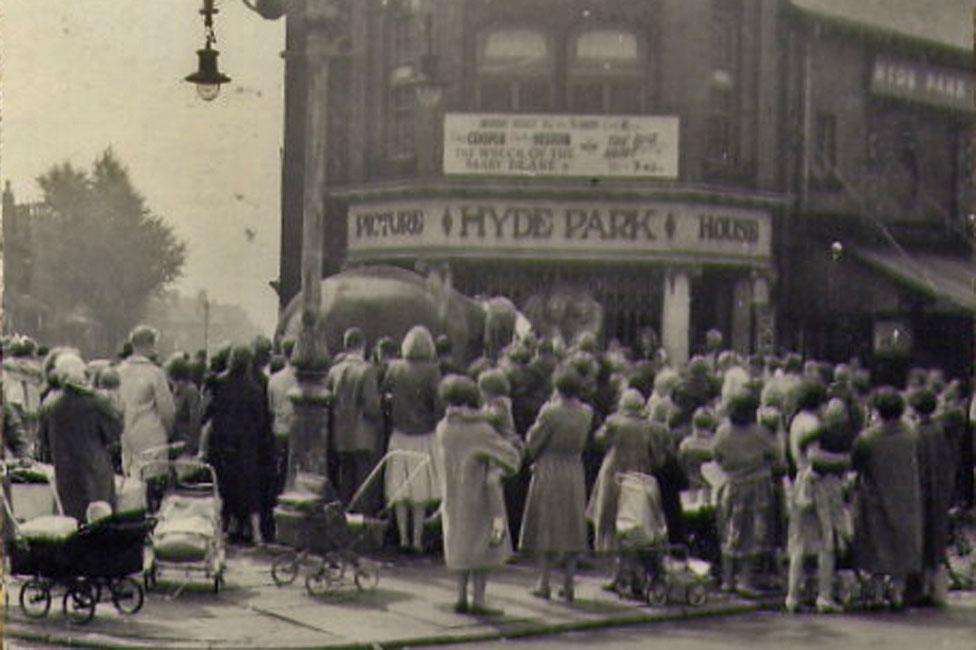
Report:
852,420,923,577
326,353,382,453
38,388,120,521
206,371,271,518
172,381,203,456
916,417,956,569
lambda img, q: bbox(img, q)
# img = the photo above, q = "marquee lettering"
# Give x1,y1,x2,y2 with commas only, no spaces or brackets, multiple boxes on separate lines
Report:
350,202,770,257
698,214,759,243
355,210,425,239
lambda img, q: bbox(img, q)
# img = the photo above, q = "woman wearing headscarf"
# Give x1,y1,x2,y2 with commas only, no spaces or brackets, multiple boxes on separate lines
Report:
436,375,521,615
382,325,443,552
37,352,120,522
205,345,271,543
587,388,669,593
520,367,593,602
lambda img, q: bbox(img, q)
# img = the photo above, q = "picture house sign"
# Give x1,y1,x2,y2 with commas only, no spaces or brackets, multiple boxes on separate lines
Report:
443,113,680,178
347,199,771,265
870,55,976,113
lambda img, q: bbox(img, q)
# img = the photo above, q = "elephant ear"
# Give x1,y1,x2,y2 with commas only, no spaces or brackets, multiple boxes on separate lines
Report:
522,287,603,346
483,297,517,359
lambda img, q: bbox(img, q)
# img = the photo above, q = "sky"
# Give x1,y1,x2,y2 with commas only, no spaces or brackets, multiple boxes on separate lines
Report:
1,0,286,334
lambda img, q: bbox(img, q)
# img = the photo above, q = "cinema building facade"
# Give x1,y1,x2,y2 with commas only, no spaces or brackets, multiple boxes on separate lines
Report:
269,0,974,371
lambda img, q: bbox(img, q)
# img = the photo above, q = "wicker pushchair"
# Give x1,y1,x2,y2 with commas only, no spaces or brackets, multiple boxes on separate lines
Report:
271,449,429,596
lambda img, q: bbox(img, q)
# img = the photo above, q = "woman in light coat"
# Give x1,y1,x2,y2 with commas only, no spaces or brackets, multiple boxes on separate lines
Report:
117,326,175,476
436,375,521,615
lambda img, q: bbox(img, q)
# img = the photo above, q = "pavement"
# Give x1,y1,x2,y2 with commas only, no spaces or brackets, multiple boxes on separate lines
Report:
1,545,759,649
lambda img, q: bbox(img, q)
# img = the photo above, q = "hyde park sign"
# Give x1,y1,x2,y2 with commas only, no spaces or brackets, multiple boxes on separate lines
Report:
347,199,771,265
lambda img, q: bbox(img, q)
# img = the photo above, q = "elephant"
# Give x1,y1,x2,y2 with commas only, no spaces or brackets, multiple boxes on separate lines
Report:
275,266,523,368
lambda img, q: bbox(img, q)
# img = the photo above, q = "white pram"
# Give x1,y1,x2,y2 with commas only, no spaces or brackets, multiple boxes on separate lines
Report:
140,460,225,594
613,472,712,606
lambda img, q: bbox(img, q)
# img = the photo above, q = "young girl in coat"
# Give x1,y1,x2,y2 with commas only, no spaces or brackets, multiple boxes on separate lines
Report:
478,368,522,546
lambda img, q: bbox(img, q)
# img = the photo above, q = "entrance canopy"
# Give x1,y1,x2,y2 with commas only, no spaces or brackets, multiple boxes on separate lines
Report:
853,247,976,313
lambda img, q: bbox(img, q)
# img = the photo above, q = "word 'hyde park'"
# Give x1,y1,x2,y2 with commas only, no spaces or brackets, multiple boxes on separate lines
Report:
354,206,762,245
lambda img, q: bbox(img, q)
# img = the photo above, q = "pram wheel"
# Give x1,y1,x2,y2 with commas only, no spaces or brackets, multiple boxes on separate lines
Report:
271,553,300,586
63,581,97,625
19,579,52,619
305,553,345,596
686,583,708,606
110,578,145,615
353,560,380,591
645,581,669,606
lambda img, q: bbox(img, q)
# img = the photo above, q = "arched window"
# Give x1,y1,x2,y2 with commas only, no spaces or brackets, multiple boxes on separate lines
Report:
568,28,644,114
388,65,418,159
477,28,554,112
704,0,741,174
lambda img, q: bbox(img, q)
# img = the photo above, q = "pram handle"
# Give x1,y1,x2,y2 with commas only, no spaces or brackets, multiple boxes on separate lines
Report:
137,459,219,492
135,441,188,464
346,450,429,515
0,461,65,520
118,442,189,492
615,471,659,485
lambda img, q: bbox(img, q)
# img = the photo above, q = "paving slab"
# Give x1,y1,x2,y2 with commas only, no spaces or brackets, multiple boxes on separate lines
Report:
2,546,759,649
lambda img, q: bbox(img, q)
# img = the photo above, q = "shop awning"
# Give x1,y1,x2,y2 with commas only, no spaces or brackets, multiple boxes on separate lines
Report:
853,247,976,313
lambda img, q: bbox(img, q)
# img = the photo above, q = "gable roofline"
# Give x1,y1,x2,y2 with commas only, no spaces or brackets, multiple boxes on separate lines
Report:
788,0,972,64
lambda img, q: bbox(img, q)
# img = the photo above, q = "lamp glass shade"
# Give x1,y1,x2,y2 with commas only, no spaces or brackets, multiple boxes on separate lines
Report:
185,47,231,101
196,83,221,101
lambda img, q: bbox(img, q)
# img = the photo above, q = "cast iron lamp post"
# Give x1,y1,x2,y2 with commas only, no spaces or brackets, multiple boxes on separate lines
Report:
250,0,352,495
186,0,232,101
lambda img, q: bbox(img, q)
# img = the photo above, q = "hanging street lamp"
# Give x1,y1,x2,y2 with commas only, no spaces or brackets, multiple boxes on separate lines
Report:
186,0,231,101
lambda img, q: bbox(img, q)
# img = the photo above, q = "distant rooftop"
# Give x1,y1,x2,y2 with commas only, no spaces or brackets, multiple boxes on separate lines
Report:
791,0,974,52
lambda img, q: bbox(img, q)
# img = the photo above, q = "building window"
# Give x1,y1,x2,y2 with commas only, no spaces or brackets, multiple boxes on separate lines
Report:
898,123,919,201
814,113,836,171
388,73,417,159
704,1,741,173
478,28,553,112
568,29,644,114
386,11,419,159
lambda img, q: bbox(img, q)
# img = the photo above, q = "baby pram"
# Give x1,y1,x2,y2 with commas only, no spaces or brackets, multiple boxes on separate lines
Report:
140,459,226,594
1,464,152,625
613,472,713,606
271,450,429,596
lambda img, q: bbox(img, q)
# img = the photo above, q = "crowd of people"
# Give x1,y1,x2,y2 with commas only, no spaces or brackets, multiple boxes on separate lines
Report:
2,321,974,616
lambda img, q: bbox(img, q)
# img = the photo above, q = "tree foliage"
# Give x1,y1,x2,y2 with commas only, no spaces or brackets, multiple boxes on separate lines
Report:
32,150,186,355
